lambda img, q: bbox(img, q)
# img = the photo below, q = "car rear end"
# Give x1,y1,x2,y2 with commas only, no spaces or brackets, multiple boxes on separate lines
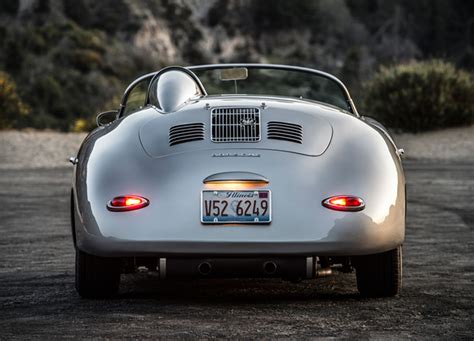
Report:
72,97,404,297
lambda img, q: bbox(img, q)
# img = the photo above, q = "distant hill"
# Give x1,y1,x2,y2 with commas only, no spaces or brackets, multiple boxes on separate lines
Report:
0,0,472,130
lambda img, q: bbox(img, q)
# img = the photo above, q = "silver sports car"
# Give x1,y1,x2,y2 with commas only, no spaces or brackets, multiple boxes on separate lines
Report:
70,64,405,298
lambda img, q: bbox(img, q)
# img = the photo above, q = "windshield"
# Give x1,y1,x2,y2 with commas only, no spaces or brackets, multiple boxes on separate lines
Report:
190,65,351,112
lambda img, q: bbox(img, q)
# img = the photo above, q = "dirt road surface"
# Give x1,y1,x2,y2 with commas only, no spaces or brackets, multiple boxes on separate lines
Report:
0,160,472,339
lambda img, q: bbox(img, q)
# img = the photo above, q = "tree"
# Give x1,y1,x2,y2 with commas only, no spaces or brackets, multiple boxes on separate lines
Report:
0,71,30,129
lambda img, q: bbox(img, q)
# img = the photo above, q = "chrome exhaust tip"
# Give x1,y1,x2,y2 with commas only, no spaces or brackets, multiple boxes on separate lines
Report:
198,262,212,275
263,261,277,275
315,267,332,277
159,258,166,279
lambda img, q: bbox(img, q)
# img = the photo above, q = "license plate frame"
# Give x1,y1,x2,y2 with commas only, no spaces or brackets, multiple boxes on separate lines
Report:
201,190,272,224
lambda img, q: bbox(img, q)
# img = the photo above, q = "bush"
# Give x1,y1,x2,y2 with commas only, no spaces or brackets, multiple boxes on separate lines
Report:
363,60,474,132
71,118,95,132
0,71,30,129
61,49,103,72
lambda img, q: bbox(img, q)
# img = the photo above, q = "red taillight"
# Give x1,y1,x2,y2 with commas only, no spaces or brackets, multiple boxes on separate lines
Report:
322,195,365,212
107,195,149,212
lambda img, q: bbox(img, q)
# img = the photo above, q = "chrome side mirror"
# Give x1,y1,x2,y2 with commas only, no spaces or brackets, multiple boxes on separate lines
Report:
396,148,405,158
96,110,118,126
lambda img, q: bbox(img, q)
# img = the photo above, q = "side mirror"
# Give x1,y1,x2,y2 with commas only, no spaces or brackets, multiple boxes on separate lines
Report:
96,110,118,126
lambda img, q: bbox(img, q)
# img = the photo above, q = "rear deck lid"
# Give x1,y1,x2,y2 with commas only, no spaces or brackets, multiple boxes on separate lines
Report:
139,100,333,158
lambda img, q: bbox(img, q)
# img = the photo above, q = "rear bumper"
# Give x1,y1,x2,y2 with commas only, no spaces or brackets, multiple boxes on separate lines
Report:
76,229,404,258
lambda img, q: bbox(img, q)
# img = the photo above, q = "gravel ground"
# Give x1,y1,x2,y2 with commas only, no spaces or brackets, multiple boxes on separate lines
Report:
0,129,473,339
393,125,474,162
0,130,86,170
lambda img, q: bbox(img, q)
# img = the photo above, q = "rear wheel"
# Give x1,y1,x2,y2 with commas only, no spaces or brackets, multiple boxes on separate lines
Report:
354,246,402,297
75,249,121,298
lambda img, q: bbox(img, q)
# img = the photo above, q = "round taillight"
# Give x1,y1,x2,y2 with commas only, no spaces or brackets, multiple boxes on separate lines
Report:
322,195,365,212
107,195,149,212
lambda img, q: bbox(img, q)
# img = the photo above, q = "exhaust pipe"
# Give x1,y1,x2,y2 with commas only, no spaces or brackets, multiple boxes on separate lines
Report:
164,257,309,279
263,261,277,275
315,256,332,277
159,258,166,279
198,262,212,275
315,267,332,277
306,256,333,278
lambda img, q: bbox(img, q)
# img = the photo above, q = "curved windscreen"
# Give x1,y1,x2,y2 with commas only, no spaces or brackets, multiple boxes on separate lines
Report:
191,66,351,112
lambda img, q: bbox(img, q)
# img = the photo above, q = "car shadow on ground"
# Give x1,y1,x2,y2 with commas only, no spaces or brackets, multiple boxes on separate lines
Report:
109,273,364,303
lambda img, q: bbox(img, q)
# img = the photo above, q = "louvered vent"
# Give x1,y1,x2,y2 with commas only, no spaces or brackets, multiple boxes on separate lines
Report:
211,107,261,142
169,123,204,146
267,121,303,144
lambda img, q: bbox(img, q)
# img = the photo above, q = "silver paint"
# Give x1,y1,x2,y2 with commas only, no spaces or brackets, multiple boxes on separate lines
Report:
71,65,405,258
156,70,202,113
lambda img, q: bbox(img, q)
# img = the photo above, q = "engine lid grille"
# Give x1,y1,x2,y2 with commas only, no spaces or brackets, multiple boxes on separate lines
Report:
211,107,261,143
267,121,303,144
169,123,205,146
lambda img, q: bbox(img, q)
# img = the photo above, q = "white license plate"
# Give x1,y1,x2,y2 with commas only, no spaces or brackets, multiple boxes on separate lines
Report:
201,190,271,224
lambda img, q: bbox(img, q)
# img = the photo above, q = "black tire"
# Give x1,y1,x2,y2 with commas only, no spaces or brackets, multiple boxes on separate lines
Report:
75,249,121,298
354,246,402,297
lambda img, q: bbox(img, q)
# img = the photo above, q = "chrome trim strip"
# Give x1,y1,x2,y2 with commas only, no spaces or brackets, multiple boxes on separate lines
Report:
203,172,269,183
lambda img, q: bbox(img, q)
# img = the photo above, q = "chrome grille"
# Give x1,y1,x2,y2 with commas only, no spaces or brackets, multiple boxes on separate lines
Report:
267,121,303,144
211,107,261,143
169,123,205,146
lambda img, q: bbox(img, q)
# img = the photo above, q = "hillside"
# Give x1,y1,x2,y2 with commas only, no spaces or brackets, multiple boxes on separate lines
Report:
0,0,473,130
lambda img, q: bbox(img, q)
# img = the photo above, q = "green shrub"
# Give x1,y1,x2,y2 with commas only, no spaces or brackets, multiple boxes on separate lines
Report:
71,117,96,132
363,60,474,132
0,71,30,129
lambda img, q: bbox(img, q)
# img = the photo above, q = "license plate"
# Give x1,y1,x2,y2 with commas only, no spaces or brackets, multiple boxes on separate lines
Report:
201,190,271,224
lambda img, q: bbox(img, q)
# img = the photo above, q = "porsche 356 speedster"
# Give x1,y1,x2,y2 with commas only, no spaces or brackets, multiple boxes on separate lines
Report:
70,64,405,298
